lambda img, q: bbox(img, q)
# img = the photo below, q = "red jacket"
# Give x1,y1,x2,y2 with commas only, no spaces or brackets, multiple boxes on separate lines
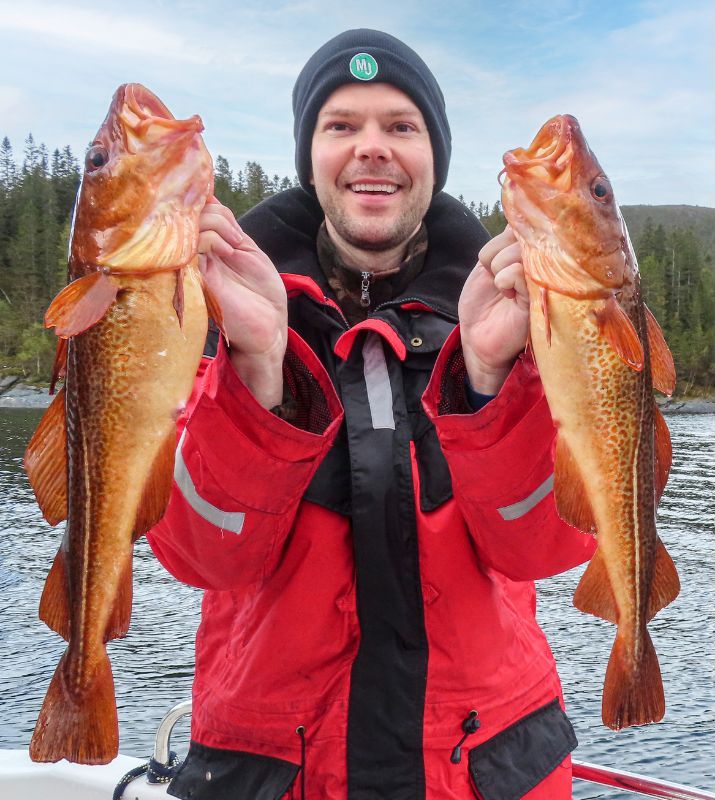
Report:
148,190,596,800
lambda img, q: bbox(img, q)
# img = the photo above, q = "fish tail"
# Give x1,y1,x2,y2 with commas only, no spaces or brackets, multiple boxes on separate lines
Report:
29,648,118,764
602,629,664,730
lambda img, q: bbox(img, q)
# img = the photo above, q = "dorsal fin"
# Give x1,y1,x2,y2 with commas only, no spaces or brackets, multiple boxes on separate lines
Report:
645,305,676,396
653,403,672,503
24,388,68,525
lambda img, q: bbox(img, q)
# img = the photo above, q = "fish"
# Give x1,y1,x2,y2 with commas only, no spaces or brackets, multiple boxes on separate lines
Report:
23,83,215,764
500,114,680,730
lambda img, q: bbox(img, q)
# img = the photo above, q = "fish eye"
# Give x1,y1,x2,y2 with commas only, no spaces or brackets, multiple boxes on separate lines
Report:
590,176,611,203
85,145,109,172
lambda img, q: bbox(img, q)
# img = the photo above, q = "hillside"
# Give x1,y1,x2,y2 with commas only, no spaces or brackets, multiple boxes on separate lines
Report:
621,205,715,266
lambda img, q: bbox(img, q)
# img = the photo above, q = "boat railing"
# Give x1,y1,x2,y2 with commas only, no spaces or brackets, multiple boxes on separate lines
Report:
151,701,715,799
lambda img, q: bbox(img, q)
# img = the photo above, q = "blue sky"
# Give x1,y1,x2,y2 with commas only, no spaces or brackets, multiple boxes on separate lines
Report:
1,0,713,207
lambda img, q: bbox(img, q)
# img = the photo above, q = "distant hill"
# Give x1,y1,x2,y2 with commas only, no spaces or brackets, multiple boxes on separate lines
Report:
621,205,715,266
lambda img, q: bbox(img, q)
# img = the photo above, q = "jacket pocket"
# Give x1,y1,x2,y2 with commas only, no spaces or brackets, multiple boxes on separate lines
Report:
468,698,577,800
168,741,299,800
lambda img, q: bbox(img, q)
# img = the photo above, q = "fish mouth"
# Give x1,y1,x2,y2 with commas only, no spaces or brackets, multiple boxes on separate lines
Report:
112,83,204,150
502,115,578,192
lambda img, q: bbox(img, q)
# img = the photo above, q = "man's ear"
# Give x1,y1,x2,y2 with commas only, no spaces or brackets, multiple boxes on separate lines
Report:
309,170,314,186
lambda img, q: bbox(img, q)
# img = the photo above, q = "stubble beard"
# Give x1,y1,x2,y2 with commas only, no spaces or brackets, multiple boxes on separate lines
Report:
321,195,428,253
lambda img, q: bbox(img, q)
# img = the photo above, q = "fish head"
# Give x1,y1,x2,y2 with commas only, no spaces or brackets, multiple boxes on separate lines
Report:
501,114,631,297
71,83,214,273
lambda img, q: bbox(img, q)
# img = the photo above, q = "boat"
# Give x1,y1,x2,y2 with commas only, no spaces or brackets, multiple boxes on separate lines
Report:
1,700,713,800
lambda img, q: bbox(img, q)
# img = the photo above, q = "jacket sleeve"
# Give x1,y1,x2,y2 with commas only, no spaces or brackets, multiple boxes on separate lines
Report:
146,328,344,591
422,326,596,581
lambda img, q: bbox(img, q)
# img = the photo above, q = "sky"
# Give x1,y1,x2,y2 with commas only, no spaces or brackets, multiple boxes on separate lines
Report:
0,0,713,208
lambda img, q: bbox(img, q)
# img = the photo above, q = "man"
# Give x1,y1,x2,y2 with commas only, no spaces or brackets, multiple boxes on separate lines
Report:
148,29,596,800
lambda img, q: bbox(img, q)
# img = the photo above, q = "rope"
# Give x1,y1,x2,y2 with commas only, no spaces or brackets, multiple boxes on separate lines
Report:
112,751,182,800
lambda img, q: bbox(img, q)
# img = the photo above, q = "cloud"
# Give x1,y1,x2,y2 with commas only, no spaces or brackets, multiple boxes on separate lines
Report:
0,1,214,63
0,86,23,118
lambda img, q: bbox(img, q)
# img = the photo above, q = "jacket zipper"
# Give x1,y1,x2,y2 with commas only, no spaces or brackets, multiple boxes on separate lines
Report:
360,271,373,307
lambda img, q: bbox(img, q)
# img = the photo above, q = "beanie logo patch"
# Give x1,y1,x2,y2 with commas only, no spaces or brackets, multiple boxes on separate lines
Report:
349,53,378,81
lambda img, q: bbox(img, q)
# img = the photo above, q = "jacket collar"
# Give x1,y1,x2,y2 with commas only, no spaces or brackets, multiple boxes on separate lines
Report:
239,188,490,321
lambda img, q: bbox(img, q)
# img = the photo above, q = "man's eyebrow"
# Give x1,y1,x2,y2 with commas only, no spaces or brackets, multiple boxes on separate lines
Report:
318,107,421,118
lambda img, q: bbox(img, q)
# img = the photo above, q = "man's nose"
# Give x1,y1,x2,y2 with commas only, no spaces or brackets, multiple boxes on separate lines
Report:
354,126,391,162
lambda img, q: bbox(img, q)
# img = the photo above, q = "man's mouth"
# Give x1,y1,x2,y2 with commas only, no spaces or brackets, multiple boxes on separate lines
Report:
348,183,399,195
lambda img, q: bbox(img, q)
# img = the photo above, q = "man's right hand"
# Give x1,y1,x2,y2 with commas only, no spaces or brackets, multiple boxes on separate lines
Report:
198,198,287,409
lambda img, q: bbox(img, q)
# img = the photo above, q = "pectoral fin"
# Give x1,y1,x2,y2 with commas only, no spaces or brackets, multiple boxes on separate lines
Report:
45,271,119,338
49,338,68,395
24,388,67,525
553,435,597,533
593,295,644,371
173,267,185,329
645,305,676,395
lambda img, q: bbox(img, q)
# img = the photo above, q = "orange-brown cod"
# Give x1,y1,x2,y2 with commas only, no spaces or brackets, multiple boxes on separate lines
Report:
24,83,215,764
501,114,680,731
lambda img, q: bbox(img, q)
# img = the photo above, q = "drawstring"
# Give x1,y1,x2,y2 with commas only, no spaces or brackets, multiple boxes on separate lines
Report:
360,271,373,307
296,725,306,798
450,710,480,764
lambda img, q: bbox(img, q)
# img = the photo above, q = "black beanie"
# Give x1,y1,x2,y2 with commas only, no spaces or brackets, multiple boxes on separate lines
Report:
292,29,451,194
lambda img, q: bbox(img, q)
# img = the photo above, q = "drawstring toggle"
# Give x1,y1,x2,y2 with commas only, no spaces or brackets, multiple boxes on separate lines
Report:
450,710,480,764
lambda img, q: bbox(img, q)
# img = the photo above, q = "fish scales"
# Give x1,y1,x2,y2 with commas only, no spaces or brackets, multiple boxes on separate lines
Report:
502,114,679,730
25,84,213,764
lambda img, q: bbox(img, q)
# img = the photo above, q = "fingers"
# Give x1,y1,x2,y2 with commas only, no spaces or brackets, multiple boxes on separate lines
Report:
493,262,528,307
198,229,235,261
478,224,517,269
200,207,243,246
490,241,522,275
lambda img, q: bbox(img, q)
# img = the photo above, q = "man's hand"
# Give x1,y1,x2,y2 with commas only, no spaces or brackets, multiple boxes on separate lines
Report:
199,198,288,409
458,225,529,395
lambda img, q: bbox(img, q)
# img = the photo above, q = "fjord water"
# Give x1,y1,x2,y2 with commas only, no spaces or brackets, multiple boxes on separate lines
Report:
0,409,712,798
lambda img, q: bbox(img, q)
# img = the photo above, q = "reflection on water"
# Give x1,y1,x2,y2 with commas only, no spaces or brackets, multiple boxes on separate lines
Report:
536,414,715,798
0,410,713,798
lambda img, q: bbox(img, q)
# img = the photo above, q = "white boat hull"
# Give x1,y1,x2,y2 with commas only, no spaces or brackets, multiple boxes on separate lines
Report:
0,749,171,800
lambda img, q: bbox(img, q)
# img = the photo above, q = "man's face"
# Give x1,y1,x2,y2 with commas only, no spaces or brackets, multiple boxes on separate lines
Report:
310,83,435,252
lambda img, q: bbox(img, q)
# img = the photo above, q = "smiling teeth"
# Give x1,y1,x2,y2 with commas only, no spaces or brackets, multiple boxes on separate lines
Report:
351,183,397,193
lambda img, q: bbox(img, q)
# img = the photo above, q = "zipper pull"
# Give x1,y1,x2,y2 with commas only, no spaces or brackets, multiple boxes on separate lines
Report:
450,710,480,764
360,271,372,307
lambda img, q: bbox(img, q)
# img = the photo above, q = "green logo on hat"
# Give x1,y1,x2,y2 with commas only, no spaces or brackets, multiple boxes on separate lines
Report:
349,53,378,81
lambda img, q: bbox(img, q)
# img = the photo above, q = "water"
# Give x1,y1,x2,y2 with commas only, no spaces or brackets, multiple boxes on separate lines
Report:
0,409,713,798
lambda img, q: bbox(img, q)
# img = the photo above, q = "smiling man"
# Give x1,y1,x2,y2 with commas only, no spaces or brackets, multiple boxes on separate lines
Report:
148,29,596,800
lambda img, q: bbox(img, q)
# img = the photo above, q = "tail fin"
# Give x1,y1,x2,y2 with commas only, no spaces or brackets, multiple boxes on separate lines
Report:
29,648,118,764
602,630,665,731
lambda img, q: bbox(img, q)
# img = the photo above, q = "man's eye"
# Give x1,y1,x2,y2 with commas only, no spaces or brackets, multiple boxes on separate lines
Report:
328,123,350,132
393,123,414,133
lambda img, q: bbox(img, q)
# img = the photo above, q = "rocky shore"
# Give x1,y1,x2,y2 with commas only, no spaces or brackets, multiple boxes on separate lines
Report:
1,375,714,413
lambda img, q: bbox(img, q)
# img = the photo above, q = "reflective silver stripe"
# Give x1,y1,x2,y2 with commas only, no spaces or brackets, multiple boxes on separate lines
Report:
362,333,395,430
174,429,245,534
497,474,554,521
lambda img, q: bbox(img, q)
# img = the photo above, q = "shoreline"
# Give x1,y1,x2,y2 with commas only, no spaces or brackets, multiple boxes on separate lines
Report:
1,379,714,414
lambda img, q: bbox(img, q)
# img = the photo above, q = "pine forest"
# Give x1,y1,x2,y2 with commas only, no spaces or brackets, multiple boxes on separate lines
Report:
0,134,713,394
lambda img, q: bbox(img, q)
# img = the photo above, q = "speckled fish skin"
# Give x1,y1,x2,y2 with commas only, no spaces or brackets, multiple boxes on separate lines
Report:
501,114,679,730
27,84,213,764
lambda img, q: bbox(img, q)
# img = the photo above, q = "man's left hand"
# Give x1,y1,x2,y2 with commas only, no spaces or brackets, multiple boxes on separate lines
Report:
458,225,529,395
